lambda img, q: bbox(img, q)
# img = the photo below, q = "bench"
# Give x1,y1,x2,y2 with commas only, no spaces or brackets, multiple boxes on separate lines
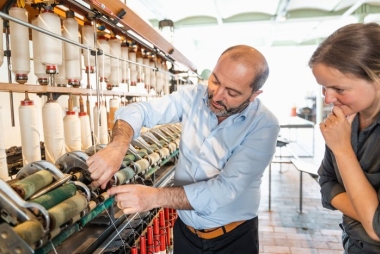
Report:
290,158,319,213
268,138,319,213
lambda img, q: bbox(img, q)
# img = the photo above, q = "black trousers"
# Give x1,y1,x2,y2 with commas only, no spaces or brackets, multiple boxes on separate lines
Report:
173,217,259,254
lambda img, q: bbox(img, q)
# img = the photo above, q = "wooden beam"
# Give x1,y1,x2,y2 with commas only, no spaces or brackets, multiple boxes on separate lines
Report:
83,0,197,72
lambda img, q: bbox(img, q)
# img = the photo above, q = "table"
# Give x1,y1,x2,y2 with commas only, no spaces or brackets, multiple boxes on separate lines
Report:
279,116,315,157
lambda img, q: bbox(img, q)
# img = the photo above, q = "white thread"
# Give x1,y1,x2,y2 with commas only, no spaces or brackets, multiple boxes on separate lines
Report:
108,37,121,87
79,114,92,150
42,101,66,163
55,45,67,86
38,11,62,67
9,7,30,78
31,17,48,82
156,61,163,95
93,103,108,145
63,113,81,152
108,98,119,131
0,106,8,180
129,51,137,89
19,100,41,165
82,24,95,69
97,36,110,80
63,16,81,83
150,59,156,94
50,240,58,254
163,61,169,95
102,204,128,254
121,44,129,83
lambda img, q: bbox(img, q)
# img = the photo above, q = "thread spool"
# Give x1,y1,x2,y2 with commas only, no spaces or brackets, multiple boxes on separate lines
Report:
38,7,62,74
135,159,150,173
114,166,134,184
64,95,81,152
82,22,95,73
0,105,8,180
108,37,121,88
159,210,166,253
164,208,171,248
121,41,129,83
48,192,87,230
11,170,53,199
136,47,143,83
55,44,67,87
143,51,150,88
162,60,168,95
150,56,156,93
156,60,164,95
93,102,108,144
0,17,3,67
42,99,66,163
63,11,81,87
79,95,92,150
140,235,147,254
146,226,154,254
97,35,110,82
31,16,48,85
108,98,119,131
9,7,30,84
124,154,135,163
31,183,77,210
153,218,160,254
128,43,137,89
147,152,160,165
13,220,44,247
19,93,41,165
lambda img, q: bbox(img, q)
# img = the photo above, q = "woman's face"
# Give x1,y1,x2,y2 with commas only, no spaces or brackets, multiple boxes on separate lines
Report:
312,63,379,118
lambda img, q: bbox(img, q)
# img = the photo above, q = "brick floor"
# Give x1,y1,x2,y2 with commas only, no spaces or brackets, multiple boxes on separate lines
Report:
258,127,344,254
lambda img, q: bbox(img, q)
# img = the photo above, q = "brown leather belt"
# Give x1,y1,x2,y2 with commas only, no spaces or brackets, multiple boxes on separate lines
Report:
186,220,246,239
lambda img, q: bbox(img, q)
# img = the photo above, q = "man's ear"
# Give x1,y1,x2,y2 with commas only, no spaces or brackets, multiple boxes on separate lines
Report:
249,90,263,102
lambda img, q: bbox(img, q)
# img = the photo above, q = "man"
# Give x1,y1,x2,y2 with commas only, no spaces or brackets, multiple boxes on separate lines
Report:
87,45,280,253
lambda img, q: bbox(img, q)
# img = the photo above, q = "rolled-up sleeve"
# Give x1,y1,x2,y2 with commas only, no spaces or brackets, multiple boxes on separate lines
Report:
318,146,346,210
114,90,190,139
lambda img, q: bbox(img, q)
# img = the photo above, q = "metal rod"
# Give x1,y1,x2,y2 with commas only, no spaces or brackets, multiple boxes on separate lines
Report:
4,19,15,126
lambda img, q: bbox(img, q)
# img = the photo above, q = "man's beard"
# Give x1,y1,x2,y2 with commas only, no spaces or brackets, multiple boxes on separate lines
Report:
208,93,251,117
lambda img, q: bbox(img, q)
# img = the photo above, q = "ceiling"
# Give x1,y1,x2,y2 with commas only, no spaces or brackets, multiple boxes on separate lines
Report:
126,0,380,51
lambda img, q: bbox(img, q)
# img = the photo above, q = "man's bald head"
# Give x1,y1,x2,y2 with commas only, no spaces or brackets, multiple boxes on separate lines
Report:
218,45,269,92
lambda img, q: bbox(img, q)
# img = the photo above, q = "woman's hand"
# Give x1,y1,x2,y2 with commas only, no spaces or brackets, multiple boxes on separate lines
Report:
319,106,356,153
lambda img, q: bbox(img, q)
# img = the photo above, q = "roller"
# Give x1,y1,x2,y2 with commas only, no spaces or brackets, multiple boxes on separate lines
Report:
11,170,53,199
13,220,44,247
147,152,160,165
115,166,135,184
134,159,150,173
48,192,87,230
31,183,77,210
124,154,136,163
136,149,148,158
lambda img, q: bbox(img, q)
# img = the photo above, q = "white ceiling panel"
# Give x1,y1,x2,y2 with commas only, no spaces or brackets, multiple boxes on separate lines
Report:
127,0,380,49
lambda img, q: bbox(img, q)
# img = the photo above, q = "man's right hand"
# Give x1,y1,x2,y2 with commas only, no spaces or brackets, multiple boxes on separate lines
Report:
87,142,127,189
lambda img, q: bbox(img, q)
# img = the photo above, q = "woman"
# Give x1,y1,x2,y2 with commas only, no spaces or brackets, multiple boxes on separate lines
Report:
309,22,380,253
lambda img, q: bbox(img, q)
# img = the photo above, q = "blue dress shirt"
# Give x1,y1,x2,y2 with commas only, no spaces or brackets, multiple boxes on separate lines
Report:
115,84,280,229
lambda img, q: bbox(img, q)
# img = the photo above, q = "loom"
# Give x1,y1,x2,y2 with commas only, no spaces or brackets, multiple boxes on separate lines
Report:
0,124,181,254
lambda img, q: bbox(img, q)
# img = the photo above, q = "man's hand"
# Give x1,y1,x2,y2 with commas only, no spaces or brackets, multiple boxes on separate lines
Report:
87,120,134,189
87,142,126,189
109,184,159,214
